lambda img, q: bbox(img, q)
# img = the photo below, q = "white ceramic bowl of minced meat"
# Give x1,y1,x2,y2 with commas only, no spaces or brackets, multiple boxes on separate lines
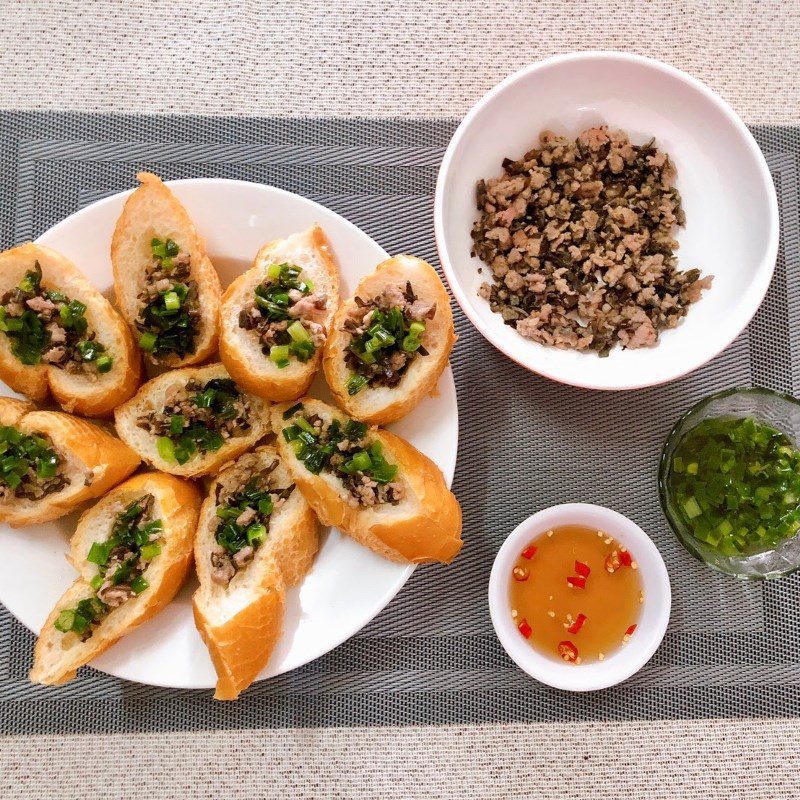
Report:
434,52,779,391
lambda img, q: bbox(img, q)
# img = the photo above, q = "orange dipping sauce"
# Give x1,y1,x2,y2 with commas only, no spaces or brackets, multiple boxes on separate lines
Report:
508,524,643,665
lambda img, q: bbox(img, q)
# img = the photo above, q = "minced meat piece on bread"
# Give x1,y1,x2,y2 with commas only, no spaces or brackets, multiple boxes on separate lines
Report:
472,127,713,356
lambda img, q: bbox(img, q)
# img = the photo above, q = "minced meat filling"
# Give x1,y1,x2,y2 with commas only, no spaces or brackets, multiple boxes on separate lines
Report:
281,404,404,507
0,425,68,502
136,238,200,361
54,494,163,640
342,281,435,395
209,453,296,587
238,262,328,369
0,262,112,375
136,378,253,465
472,127,713,356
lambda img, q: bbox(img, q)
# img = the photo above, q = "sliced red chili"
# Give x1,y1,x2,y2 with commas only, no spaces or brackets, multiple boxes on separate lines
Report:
567,613,587,635
518,618,532,638
566,575,586,589
619,550,633,567
574,560,590,578
558,640,579,662
625,624,637,637
521,545,538,560
512,565,529,582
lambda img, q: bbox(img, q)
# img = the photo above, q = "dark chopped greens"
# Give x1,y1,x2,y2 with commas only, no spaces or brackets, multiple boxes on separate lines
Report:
666,416,800,556
240,263,317,368
215,475,294,556
0,262,112,371
343,282,429,395
152,378,250,465
0,425,64,499
136,238,198,359
55,496,162,639
281,405,401,506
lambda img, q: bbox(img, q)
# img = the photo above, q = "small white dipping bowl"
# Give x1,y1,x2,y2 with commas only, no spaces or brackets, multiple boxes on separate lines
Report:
435,52,779,390
488,503,671,691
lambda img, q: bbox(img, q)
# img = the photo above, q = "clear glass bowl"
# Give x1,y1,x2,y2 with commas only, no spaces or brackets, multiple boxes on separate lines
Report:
658,387,800,579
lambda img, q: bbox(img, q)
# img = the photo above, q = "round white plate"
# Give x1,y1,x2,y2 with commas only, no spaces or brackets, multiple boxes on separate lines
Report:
0,178,459,689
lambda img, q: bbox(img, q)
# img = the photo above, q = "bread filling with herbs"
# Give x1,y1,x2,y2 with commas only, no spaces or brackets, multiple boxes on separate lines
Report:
135,238,200,360
209,453,296,587
0,262,113,375
281,403,404,507
472,127,713,356
53,495,163,640
0,425,69,501
342,281,435,395
136,377,253,465
238,262,328,369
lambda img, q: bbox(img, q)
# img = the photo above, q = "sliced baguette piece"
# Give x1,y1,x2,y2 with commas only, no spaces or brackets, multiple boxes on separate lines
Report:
193,445,319,700
114,363,271,478
219,225,340,401
323,255,455,425
111,172,221,367
272,397,462,564
0,243,141,416
0,396,140,527
30,472,200,685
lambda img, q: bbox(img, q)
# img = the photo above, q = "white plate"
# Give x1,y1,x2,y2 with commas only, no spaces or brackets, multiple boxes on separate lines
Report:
435,52,779,390
0,179,459,689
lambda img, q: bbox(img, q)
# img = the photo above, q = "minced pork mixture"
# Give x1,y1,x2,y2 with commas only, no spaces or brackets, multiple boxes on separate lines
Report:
472,127,713,356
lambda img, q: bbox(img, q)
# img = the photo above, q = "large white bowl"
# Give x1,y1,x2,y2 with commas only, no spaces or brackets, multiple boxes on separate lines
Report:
435,52,779,390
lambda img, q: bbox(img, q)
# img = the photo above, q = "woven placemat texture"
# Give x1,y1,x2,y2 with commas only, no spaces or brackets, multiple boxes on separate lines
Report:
0,0,798,124
0,112,798,739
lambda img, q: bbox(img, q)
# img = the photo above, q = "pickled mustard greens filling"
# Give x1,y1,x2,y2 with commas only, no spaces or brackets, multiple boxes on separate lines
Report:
0,262,112,374
0,426,66,501
281,403,404,507
136,378,252,465
342,282,435,396
54,495,163,640
238,263,328,368
136,237,199,360
209,458,296,586
667,416,800,556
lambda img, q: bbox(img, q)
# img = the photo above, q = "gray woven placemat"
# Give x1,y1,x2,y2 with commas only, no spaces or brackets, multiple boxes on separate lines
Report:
0,112,798,736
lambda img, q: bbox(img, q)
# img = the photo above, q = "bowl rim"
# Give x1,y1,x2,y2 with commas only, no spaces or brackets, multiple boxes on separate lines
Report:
657,385,800,579
487,502,672,691
433,50,781,391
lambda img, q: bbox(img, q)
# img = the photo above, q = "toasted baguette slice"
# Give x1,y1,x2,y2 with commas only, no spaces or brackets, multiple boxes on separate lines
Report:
323,255,455,425
111,172,221,367
114,363,271,478
0,243,141,416
0,396,140,527
219,225,340,401
30,472,200,685
272,398,461,564
193,445,319,700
